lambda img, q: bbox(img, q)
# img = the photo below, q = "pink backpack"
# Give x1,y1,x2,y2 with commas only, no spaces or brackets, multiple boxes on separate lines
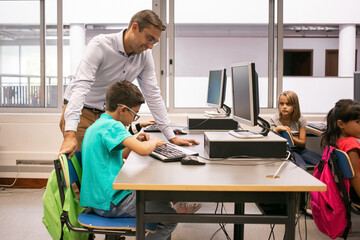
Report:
310,146,351,239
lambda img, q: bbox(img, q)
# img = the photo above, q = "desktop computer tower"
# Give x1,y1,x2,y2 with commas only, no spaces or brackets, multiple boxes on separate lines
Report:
355,71,360,102
187,115,238,130
204,132,287,158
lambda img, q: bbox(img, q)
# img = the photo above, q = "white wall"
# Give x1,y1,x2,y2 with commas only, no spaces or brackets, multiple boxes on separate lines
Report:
175,37,341,77
0,114,63,178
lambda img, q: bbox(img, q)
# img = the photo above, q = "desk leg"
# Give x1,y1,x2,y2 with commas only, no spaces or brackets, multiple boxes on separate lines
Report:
284,192,296,240
234,202,245,240
136,190,145,240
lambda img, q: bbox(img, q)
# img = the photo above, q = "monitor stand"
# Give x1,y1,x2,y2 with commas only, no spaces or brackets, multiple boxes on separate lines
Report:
228,116,270,139
204,104,231,118
204,111,226,118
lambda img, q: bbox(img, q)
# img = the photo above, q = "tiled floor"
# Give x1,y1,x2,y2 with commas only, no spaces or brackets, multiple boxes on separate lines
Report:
1,187,360,240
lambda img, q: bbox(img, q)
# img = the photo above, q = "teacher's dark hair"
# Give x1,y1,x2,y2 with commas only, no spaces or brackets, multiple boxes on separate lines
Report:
128,9,166,32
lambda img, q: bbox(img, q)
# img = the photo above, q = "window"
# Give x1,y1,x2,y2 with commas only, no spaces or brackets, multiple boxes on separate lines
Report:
0,0,150,111
0,1,44,108
171,0,270,112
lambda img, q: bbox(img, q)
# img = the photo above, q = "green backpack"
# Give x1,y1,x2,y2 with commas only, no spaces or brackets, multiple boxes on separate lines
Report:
42,153,89,240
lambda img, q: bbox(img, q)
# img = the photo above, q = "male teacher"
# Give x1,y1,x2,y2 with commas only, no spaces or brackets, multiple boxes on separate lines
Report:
59,9,199,157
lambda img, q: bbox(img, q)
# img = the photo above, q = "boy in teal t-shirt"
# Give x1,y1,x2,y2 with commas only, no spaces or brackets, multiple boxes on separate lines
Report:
80,81,177,240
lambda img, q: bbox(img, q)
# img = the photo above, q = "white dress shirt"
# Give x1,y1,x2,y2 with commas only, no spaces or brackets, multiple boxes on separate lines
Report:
63,29,175,140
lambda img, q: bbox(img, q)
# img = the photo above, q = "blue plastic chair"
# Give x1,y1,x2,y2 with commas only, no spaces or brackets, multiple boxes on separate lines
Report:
332,149,360,213
54,152,157,240
279,130,294,148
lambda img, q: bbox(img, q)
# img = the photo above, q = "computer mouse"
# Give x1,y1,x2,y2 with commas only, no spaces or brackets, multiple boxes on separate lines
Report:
181,156,206,165
173,128,187,135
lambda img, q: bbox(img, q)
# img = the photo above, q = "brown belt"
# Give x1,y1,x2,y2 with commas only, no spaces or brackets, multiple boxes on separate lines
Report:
63,99,105,114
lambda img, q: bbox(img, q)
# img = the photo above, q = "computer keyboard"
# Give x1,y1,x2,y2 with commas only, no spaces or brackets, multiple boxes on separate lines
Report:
307,122,327,131
150,143,199,162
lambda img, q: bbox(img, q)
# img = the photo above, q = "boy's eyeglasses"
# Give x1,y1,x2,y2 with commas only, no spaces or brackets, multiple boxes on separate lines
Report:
118,104,140,121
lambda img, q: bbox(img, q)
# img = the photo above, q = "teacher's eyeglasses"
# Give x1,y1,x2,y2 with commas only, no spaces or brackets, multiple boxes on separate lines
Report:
118,104,140,121
146,35,158,46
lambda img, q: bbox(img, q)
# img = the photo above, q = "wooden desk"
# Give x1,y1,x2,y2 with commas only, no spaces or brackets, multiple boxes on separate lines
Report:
113,133,326,240
306,125,324,136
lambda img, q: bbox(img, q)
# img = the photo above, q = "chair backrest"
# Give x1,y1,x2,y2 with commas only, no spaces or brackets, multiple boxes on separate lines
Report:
334,149,355,179
52,152,90,240
54,152,82,206
279,130,294,148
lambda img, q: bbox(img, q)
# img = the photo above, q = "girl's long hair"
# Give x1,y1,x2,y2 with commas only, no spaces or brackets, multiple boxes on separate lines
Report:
321,99,360,148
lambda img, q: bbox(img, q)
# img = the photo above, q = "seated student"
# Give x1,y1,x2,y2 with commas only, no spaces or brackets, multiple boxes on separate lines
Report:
80,81,177,240
321,99,360,203
270,91,321,170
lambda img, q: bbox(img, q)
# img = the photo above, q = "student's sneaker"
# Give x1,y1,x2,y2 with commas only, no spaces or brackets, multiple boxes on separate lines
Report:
173,202,202,214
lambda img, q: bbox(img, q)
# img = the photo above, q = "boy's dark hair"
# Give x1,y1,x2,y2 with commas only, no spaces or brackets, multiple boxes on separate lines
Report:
128,9,166,32
321,99,360,148
106,81,145,111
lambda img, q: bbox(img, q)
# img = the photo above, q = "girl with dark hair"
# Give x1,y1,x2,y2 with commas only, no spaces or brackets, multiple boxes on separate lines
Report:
322,99,360,201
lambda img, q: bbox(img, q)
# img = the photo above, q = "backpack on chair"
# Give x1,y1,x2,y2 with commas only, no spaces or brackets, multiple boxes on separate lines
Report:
310,146,352,239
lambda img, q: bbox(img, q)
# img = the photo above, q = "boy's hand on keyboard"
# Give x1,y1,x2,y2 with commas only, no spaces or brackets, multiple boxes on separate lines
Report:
169,137,200,146
150,137,167,148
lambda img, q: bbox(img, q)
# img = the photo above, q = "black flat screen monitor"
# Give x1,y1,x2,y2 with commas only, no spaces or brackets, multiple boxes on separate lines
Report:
206,69,230,116
229,62,269,138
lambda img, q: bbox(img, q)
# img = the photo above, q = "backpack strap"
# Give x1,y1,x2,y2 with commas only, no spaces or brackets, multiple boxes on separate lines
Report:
318,146,333,172
330,151,352,239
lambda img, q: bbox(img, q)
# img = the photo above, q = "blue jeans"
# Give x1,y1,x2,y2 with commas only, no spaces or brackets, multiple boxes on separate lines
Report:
93,191,177,240
291,147,322,170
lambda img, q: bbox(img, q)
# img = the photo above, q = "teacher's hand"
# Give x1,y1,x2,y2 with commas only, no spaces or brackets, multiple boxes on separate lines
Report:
59,131,77,158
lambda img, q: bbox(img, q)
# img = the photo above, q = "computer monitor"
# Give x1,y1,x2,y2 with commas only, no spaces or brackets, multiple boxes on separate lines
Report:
205,69,231,116
229,62,269,138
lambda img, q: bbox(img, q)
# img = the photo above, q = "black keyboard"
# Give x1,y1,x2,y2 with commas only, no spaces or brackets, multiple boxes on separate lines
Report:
307,122,327,131
150,143,199,162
